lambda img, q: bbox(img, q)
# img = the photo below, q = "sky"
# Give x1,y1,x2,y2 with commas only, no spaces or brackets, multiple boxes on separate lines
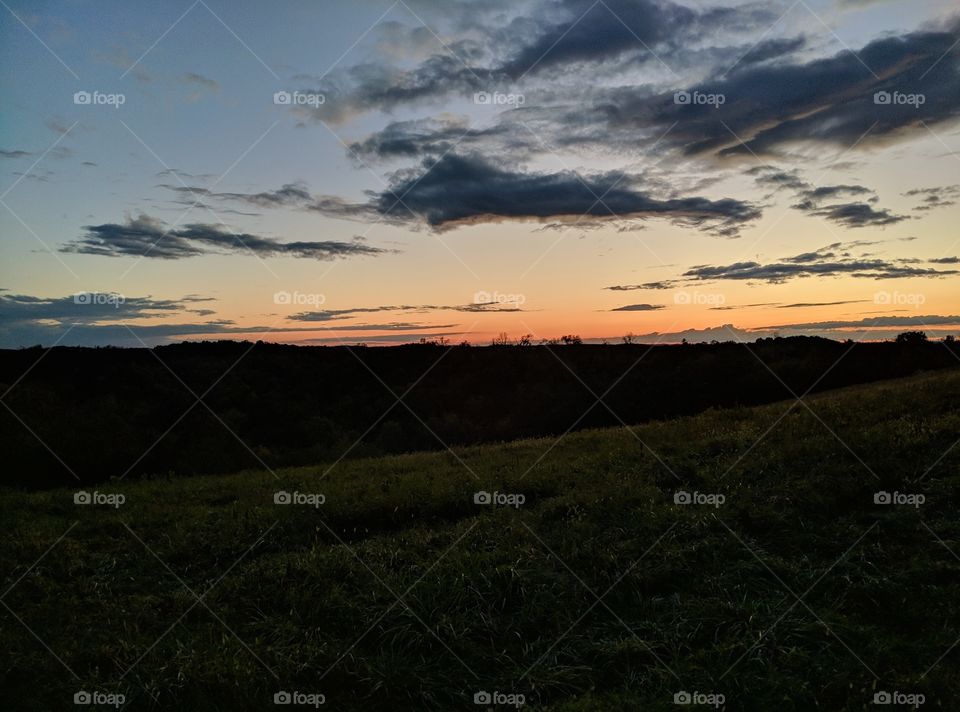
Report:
1,0,958,347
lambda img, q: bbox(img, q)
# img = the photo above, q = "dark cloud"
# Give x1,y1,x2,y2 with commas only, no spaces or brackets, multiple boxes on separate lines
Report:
750,167,908,227
777,300,870,308
155,168,217,181
0,293,465,347
683,257,951,283
0,292,209,325
496,0,702,78
159,183,313,208
232,10,956,245
903,185,960,211
701,22,960,157
347,116,513,162
59,214,388,260
709,302,781,310
805,201,909,228
609,240,958,289
737,36,807,66
518,19,960,161
171,154,760,235
289,301,526,322
605,281,674,291
291,0,782,123
307,322,458,331
764,314,960,330
748,167,809,192
297,54,489,123
794,184,873,206
0,149,32,159
610,303,666,311
359,153,760,235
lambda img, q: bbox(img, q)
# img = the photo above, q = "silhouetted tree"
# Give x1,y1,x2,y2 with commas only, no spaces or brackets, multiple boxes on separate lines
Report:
896,331,928,344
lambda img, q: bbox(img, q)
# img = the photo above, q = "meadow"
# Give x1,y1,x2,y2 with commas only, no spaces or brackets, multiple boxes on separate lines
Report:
2,367,958,710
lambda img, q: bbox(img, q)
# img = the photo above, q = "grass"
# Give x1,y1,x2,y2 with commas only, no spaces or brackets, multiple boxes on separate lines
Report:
2,368,959,710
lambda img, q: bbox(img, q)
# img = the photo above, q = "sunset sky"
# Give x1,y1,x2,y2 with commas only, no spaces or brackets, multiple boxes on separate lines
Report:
1,0,958,347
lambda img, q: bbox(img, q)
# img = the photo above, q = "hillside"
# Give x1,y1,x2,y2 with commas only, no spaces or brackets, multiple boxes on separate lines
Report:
3,338,960,488
2,368,959,710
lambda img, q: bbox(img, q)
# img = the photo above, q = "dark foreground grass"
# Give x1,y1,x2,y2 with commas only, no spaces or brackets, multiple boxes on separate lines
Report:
2,368,959,710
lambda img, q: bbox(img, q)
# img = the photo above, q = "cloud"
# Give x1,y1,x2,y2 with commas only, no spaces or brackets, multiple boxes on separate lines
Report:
903,185,960,211
763,314,960,330
805,201,909,228
0,292,210,325
608,240,958,289
750,167,909,227
288,302,527,322
657,21,960,158
347,115,504,162
495,0,706,78
0,292,467,347
355,153,761,235
165,154,760,235
182,72,219,91
159,182,313,208
0,149,32,159
59,214,388,260
682,257,952,283
371,18,960,166
605,281,674,291
288,0,785,124
155,168,217,181
777,300,870,308
709,302,781,310
610,303,666,311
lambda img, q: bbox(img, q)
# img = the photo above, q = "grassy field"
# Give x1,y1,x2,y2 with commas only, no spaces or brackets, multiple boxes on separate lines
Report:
2,368,959,710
